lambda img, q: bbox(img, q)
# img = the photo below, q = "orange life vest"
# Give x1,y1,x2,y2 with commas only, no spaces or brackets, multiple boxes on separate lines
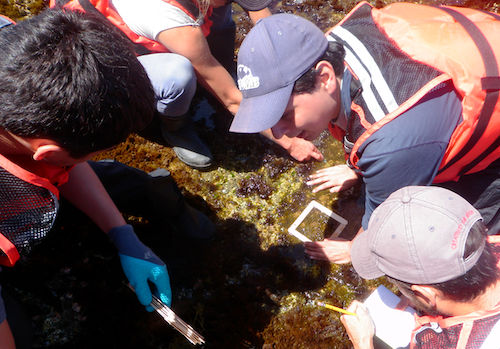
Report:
0,154,69,267
327,2,500,183
50,0,212,54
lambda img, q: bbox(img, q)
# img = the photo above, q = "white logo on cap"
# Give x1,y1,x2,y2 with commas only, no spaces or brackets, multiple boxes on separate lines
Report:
237,64,260,91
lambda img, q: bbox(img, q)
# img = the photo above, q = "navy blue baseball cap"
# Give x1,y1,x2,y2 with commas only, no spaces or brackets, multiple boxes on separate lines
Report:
230,14,328,133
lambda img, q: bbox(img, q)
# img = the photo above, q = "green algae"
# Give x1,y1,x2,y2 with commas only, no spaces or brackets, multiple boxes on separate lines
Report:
0,0,45,21
90,107,372,347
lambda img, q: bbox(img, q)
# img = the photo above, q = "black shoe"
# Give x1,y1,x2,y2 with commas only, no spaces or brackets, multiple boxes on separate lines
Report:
161,124,213,169
166,204,216,242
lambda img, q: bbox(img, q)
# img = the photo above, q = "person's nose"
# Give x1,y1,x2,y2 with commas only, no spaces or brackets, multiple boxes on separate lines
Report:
271,122,290,140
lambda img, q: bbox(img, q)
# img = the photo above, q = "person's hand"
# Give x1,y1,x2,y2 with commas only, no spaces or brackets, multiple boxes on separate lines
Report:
304,237,353,264
341,300,375,349
108,225,171,311
307,165,360,193
395,294,412,310
286,137,324,162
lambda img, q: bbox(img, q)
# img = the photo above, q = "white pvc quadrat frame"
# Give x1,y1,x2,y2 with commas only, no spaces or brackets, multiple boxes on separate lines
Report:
288,200,348,242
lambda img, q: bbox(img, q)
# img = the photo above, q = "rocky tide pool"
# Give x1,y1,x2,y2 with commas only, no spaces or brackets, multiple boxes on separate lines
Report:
1,0,499,348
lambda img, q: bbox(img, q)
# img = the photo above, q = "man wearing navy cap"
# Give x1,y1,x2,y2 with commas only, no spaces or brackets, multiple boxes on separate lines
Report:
231,3,500,264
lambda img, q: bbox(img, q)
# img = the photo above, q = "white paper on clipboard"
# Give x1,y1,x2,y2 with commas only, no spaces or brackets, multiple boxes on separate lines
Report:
288,200,348,242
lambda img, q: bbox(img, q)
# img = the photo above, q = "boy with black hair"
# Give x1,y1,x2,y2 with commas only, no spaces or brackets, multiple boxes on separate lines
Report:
0,8,214,348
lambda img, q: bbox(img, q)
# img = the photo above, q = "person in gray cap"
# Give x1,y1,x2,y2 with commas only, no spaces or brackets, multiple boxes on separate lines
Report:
340,186,500,349
231,3,500,264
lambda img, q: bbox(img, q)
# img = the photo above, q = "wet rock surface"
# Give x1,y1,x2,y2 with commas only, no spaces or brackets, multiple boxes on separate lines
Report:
1,0,499,348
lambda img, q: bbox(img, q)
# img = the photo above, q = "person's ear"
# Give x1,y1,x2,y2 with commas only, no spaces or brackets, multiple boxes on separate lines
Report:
411,285,439,308
32,143,65,162
314,61,337,93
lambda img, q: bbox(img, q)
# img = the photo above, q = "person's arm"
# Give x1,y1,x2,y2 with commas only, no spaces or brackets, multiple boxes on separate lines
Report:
248,7,271,24
156,26,241,115
58,161,125,232
157,26,324,161
340,300,375,349
58,162,171,309
0,319,15,349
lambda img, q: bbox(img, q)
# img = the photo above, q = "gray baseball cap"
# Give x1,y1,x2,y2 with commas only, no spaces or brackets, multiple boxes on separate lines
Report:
230,13,328,133
351,186,485,284
0,15,14,30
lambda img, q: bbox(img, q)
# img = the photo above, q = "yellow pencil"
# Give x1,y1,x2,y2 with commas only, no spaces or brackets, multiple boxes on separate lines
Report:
317,301,358,316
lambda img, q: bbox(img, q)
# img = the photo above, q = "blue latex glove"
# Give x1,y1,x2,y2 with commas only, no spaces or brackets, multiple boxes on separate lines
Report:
108,225,171,311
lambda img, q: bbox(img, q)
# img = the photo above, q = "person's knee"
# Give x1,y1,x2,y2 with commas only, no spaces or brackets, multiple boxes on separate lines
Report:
139,53,196,94
158,54,195,90
138,53,196,116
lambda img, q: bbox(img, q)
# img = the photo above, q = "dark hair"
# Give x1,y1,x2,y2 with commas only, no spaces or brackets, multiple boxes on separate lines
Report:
388,221,500,303
292,41,345,95
0,8,155,158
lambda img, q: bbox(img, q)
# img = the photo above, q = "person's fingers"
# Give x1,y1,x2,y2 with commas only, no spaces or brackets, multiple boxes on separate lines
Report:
329,186,341,193
133,280,153,308
306,177,325,185
311,182,335,193
311,148,324,161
